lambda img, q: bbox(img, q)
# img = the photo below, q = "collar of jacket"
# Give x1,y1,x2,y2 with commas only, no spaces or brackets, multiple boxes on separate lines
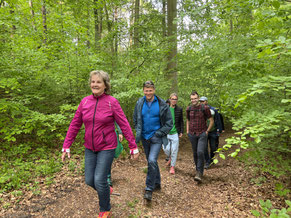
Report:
92,93,107,99
143,95,158,103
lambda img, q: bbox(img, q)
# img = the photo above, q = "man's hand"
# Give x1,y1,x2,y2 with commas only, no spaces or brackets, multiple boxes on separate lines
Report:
61,152,71,162
179,133,183,138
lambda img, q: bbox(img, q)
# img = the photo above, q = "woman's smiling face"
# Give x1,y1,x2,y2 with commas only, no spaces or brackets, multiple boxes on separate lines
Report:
90,74,106,96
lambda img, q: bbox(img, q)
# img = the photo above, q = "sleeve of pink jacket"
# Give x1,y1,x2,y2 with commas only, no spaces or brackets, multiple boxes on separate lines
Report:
112,98,137,150
62,101,83,150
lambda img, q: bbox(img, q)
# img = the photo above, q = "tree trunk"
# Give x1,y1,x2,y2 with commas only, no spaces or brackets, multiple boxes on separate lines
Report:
29,0,36,31
166,0,177,93
230,19,233,40
86,5,91,48
162,0,166,37
133,0,140,47
104,2,116,75
10,8,16,38
94,0,102,50
129,0,134,47
114,7,118,54
41,0,47,44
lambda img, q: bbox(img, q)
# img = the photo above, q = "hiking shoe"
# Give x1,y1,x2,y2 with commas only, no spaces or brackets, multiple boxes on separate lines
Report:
98,211,112,218
204,163,210,169
170,166,175,174
154,184,161,191
194,171,202,183
144,190,152,201
110,186,113,195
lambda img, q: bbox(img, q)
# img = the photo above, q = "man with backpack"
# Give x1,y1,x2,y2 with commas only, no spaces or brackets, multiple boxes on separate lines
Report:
199,96,223,169
186,91,214,183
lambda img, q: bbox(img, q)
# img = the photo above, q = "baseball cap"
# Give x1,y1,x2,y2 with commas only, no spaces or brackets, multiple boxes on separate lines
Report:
200,96,208,101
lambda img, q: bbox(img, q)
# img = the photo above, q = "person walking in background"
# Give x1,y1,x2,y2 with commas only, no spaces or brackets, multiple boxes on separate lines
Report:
199,96,223,169
163,93,184,175
61,70,139,218
133,80,173,201
186,91,213,183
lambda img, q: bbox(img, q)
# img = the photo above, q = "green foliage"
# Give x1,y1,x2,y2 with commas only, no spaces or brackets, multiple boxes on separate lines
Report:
251,199,291,217
0,142,63,192
215,75,291,177
275,183,291,197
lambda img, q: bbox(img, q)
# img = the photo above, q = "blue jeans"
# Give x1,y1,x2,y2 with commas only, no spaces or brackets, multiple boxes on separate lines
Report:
84,148,115,212
188,132,207,175
204,131,218,165
163,133,179,167
142,135,162,191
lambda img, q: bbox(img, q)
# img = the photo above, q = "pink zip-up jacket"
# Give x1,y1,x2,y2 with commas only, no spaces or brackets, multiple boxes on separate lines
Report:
63,93,137,152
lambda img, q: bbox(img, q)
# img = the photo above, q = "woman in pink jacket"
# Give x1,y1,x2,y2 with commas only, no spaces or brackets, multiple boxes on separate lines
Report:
62,70,139,218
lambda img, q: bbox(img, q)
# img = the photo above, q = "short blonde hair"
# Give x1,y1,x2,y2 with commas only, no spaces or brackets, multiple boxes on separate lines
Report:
170,93,178,99
89,70,111,94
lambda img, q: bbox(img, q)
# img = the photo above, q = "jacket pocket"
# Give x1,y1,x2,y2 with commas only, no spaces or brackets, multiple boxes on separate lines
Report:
102,131,108,144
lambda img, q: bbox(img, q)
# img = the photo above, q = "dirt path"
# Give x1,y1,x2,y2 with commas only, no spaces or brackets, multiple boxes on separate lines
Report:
2,131,284,217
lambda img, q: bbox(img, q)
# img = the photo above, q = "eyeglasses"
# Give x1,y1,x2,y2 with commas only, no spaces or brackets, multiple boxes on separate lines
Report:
171,98,178,101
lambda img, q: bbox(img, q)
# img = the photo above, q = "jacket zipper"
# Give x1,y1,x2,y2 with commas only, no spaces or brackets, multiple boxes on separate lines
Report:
92,98,99,151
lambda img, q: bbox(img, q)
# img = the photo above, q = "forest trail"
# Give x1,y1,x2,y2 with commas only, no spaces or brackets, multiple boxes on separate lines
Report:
3,131,276,217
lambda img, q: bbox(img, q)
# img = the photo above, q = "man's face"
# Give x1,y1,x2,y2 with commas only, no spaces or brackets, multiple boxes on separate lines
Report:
143,87,155,101
190,94,199,106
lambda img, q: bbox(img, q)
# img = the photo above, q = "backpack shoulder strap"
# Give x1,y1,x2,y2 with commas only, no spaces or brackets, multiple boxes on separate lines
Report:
201,104,208,120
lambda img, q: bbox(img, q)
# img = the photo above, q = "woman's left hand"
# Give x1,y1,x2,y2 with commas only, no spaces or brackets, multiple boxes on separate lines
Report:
118,134,123,142
131,152,139,160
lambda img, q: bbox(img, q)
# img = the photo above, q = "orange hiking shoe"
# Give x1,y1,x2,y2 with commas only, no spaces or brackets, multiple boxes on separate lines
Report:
98,211,112,218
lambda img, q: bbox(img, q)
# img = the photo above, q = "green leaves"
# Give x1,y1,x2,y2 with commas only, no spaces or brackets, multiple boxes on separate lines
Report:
272,1,280,10
251,199,291,217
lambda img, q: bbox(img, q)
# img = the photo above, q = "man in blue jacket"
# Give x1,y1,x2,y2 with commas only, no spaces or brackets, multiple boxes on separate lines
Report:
133,81,173,201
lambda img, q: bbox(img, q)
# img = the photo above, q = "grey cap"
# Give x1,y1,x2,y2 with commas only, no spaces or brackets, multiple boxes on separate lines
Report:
200,96,208,101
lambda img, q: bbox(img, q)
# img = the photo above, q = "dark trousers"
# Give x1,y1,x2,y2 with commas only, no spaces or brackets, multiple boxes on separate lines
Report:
204,131,218,165
188,132,207,175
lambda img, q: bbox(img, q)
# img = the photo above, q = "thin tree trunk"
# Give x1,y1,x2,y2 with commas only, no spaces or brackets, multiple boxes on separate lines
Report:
29,0,36,31
162,0,167,37
41,0,47,44
114,7,118,54
10,7,16,38
86,5,91,48
133,0,140,47
230,19,233,39
167,0,177,93
104,2,116,75
94,0,102,50
129,0,134,47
